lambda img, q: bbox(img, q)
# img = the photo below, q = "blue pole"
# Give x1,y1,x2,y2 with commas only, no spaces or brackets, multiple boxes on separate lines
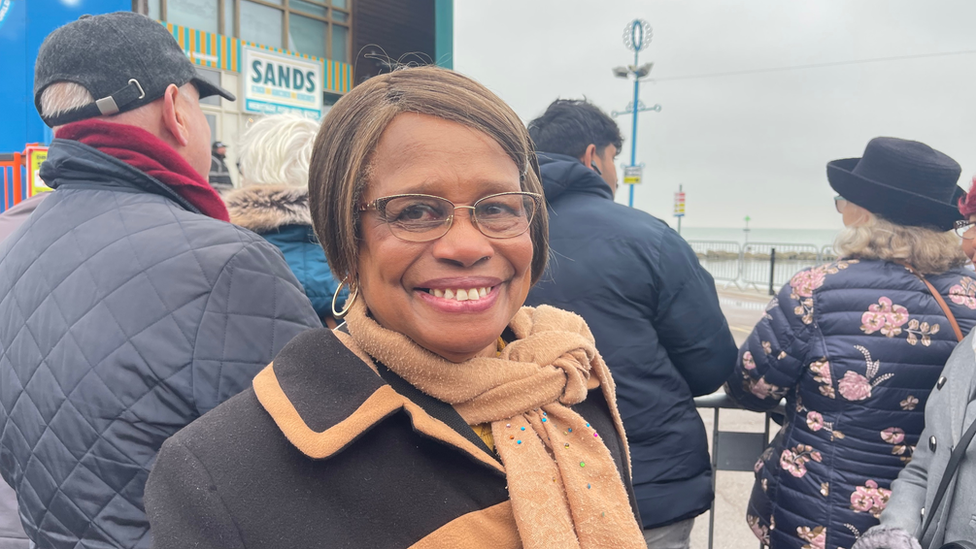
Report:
628,19,644,208
433,0,454,69
629,45,639,208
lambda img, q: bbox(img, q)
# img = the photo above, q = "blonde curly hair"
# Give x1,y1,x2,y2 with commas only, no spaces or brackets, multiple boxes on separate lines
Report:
834,213,966,274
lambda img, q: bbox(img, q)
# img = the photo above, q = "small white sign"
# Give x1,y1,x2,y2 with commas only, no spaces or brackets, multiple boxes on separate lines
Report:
622,165,642,185
27,147,51,196
242,46,324,119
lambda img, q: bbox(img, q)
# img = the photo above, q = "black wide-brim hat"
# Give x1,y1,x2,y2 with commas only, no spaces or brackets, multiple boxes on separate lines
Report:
827,137,965,231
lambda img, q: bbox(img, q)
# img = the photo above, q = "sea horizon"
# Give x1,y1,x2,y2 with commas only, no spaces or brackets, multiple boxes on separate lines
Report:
677,226,840,249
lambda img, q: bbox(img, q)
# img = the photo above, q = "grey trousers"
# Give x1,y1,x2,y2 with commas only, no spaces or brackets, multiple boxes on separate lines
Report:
643,517,694,549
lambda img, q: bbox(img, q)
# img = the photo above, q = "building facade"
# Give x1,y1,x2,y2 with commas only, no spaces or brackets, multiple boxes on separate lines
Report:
0,0,453,186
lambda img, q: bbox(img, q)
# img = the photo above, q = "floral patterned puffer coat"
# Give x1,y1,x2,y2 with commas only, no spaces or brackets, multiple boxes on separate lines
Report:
726,259,976,549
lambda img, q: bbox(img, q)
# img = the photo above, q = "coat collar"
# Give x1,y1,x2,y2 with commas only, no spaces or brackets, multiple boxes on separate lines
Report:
224,185,313,233
39,138,202,215
252,328,504,474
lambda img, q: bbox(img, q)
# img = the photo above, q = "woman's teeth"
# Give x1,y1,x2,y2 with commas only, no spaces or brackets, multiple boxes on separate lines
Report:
428,287,491,301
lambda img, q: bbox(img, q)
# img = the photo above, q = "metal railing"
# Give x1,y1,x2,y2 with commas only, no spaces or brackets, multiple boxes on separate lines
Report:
695,393,785,549
688,239,837,293
741,242,822,290
688,240,743,286
820,245,838,262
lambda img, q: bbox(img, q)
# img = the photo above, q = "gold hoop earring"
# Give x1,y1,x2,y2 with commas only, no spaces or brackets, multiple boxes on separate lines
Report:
331,277,359,319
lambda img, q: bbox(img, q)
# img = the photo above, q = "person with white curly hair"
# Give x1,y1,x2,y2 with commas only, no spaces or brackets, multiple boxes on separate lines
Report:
223,113,347,326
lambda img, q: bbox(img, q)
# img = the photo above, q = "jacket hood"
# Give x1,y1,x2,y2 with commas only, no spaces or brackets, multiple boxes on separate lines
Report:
224,185,313,233
536,152,614,203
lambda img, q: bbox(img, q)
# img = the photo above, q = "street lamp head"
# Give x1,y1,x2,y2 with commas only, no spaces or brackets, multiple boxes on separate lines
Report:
611,66,630,79
634,62,654,78
622,19,651,53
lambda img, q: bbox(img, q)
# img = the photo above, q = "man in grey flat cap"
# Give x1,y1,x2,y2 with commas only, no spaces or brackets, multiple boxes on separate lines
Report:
0,12,320,549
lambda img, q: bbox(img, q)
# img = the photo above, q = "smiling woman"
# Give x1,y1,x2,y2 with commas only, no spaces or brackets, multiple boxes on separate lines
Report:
354,114,538,362
144,66,646,549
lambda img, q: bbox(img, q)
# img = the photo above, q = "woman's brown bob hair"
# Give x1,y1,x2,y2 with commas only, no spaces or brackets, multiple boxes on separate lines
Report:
308,66,548,285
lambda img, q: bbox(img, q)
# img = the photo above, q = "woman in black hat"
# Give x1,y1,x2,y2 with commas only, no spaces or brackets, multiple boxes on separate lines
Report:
725,137,976,549
852,183,976,549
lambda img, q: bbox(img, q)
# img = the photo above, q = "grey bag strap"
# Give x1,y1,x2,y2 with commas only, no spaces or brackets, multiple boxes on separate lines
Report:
939,542,976,549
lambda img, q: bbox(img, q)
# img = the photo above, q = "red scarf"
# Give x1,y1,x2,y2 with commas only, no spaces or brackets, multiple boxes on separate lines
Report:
56,120,230,222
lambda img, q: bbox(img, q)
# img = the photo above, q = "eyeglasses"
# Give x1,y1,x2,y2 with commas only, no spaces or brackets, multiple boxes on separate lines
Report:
954,219,976,239
359,192,542,243
834,195,848,214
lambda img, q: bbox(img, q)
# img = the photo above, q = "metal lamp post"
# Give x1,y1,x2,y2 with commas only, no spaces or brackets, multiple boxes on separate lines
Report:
611,19,661,208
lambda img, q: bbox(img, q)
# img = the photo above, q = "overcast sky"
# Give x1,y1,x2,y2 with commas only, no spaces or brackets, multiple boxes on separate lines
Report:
453,0,976,230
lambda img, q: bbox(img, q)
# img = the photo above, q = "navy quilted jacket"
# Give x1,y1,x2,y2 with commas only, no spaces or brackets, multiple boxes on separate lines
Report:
0,140,321,549
525,153,738,529
726,259,976,549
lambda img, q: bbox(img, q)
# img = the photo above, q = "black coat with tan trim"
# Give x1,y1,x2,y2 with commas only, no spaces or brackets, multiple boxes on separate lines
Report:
144,328,640,548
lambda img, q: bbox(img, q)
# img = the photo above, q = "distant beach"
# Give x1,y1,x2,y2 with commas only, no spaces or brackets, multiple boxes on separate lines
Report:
677,226,840,249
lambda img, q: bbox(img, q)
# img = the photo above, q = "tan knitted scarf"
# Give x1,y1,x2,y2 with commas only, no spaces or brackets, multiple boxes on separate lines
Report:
344,300,645,549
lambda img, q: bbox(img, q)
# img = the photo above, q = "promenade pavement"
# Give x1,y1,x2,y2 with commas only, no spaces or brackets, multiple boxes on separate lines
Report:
688,286,771,549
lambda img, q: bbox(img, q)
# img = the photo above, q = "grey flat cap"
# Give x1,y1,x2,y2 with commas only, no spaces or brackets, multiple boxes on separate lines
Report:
34,11,235,127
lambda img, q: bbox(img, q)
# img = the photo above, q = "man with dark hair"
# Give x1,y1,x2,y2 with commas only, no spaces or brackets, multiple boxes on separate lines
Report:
525,99,737,549
527,99,624,192
0,13,320,548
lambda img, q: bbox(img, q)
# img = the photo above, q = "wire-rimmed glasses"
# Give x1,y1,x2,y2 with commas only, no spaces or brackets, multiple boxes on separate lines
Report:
834,195,848,214
359,191,542,243
953,219,976,240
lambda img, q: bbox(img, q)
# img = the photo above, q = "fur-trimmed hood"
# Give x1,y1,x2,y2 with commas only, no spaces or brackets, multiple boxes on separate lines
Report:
224,185,312,233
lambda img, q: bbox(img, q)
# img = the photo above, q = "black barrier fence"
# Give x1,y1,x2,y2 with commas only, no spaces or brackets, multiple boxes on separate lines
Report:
694,393,785,549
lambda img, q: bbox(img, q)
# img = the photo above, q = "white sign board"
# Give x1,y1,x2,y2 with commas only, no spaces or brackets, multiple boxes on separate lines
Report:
674,191,685,217
27,147,51,196
242,46,323,119
622,165,642,185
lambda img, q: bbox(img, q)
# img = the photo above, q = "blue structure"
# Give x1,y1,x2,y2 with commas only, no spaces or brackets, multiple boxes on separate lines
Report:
434,0,453,69
0,0,451,157
611,19,661,208
0,0,130,153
